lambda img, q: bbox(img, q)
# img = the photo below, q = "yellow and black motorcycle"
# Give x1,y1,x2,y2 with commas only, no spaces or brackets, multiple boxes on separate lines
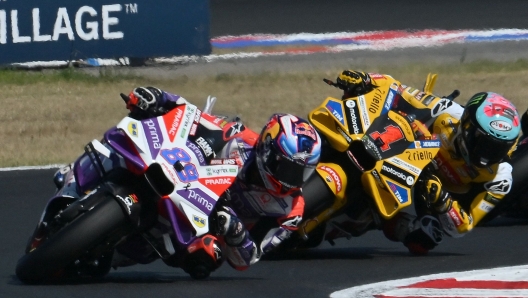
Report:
281,73,454,249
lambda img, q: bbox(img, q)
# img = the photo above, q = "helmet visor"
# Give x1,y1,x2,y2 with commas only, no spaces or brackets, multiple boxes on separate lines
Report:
463,124,515,167
263,150,315,190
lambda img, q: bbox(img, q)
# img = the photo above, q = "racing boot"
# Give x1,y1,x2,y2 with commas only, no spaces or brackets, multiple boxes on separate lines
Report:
217,208,260,270
383,212,443,255
183,235,223,280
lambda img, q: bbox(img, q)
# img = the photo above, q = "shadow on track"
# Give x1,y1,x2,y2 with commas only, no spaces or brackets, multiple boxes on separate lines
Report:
7,271,261,286
261,246,464,262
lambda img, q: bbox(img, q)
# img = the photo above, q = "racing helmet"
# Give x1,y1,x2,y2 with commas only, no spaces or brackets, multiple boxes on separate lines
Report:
256,114,321,197
456,92,521,167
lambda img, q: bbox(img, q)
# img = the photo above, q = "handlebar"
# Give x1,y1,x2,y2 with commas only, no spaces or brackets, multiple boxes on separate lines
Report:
444,90,460,101
323,78,347,91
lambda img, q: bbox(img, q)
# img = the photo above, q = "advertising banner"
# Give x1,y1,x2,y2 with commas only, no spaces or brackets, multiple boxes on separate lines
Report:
0,0,210,65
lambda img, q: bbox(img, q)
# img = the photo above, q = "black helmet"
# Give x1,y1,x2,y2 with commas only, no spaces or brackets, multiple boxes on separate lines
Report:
456,92,521,167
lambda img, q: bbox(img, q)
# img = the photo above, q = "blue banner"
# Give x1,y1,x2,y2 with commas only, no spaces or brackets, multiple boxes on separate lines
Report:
0,0,210,65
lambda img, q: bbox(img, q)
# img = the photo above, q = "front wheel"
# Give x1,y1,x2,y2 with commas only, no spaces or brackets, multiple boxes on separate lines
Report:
16,197,130,284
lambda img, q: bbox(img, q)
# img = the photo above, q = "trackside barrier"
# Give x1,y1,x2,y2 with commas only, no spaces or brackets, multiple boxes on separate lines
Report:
0,0,211,65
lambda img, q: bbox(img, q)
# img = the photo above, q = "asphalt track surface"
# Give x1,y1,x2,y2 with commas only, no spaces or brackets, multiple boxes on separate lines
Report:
209,0,528,37
4,2,528,297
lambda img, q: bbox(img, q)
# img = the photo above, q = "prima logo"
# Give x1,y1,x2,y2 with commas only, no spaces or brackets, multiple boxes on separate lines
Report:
142,118,164,159
186,140,206,165
144,119,162,148
179,188,214,212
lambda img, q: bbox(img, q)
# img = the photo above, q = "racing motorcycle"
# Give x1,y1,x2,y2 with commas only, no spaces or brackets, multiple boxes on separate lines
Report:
15,96,240,283
271,73,454,251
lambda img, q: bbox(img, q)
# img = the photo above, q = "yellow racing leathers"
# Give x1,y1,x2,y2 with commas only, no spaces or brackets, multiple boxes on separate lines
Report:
428,110,514,237
334,70,517,254
395,84,515,239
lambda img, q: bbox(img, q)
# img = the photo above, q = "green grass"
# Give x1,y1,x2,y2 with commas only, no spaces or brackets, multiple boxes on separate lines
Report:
1,59,527,167
0,67,144,85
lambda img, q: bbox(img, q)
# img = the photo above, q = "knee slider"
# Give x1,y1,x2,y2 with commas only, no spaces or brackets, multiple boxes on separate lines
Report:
382,212,416,242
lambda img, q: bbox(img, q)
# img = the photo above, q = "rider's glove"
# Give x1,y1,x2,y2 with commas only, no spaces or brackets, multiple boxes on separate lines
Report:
421,174,453,214
127,86,163,112
336,70,373,99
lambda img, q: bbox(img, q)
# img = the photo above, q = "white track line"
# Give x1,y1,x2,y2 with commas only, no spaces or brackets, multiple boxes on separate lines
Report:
331,265,528,298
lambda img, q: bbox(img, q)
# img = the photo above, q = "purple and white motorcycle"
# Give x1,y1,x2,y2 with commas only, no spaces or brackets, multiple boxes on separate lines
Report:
16,97,238,283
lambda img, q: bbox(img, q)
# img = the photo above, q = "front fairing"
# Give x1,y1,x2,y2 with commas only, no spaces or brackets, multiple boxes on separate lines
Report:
308,78,441,219
73,131,133,194
114,104,239,238
309,77,401,152
361,110,416,161
354,112,441,218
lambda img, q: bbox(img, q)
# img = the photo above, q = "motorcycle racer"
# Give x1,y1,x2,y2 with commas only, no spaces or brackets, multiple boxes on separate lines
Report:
328,70,521,255
122,87,322,270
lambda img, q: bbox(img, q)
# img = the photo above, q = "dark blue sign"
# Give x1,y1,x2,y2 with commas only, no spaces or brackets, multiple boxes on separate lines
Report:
0,0,211,65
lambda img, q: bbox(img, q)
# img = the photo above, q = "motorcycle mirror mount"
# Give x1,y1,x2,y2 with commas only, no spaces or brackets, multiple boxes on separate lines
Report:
444,90,460,101
120,93,131,104
323,78,342,89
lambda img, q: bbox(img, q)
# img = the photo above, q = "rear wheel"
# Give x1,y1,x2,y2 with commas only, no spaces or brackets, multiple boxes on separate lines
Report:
16,197,129,284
